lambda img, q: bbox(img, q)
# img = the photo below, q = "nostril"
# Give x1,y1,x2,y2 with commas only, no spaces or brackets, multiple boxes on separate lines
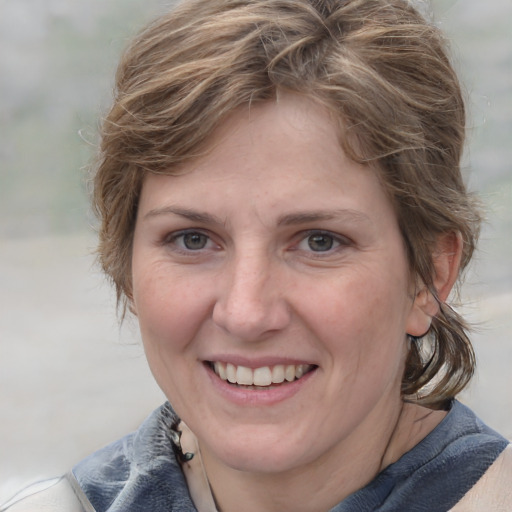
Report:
212,292,291,340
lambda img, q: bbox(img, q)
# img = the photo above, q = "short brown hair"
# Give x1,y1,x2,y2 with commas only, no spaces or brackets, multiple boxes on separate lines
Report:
93,0,481,407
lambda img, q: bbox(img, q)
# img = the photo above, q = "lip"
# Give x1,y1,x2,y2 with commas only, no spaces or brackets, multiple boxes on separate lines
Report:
202,354,316,369
202,360,318,406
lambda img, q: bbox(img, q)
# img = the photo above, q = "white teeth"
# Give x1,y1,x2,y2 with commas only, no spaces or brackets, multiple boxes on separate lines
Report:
236,365,253,385
271,365,285,384
253,367,272,386
215,362,227,380
212,362,313,387
285,365,296,382
226,363,237,383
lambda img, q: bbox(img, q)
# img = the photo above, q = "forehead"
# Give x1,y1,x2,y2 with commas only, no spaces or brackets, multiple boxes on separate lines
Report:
137,93,399,236
158,93,359,187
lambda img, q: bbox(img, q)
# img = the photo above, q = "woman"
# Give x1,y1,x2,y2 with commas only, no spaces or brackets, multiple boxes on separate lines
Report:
4,0,511,510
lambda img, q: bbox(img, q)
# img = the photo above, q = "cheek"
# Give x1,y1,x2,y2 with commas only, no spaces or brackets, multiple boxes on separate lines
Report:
132,270,210,404
309,270,410,369
317,271,408,331
133,267,207,353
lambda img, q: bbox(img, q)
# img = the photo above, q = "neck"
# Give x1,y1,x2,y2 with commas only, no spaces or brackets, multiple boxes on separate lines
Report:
200,401,446,512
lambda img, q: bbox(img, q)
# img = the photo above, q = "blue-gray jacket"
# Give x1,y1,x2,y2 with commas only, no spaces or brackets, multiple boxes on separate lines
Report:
3,401,510,511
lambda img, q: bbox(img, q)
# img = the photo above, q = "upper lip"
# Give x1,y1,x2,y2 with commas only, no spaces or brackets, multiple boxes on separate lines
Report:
203,355,317,369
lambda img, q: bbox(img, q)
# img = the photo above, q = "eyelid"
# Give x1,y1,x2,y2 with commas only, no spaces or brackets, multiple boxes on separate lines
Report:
293,229,352,252
162,228,219,251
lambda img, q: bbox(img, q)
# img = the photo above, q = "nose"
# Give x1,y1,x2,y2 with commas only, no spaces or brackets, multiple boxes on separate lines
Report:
212,253,291,341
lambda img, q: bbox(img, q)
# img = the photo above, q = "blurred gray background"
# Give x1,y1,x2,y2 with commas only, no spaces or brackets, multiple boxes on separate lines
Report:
0,0,511,502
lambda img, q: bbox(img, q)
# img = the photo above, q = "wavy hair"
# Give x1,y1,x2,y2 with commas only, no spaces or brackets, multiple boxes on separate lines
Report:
93,0,481,407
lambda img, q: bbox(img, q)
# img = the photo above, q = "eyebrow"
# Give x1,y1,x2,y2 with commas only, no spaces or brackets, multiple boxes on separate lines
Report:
143,206,225,225
276,209,371,226
144,206,370,226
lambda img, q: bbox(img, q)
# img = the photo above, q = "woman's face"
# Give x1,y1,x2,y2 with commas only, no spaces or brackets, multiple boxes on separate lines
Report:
131,93,427,475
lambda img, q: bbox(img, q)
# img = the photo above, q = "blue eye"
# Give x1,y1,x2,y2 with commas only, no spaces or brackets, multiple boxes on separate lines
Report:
166,230,213,251
307,233,335,252
180,232,209,250
296,231,346,253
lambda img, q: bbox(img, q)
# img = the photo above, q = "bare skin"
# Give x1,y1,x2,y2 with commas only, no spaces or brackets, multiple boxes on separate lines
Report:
132,92,460,512
202,403,447,512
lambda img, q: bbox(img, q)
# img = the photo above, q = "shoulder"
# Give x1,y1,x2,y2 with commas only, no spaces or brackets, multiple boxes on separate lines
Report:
352,401,510,511
0,476,93,512
451,443,512,511
71,403,197,511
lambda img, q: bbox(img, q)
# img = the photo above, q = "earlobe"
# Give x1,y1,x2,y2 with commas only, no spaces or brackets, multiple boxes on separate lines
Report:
406,232,463,338
406,286,437,338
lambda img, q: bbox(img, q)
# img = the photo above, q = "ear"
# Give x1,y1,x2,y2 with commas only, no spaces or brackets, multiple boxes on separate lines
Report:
406,232,463,337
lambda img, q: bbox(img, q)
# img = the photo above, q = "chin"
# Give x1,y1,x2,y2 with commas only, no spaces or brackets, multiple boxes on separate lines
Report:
223,449,303,474
201,427,310,474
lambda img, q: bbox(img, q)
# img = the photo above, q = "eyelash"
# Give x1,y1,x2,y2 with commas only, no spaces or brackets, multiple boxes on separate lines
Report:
162,229,351,257
162,229,218,253
294,230,351,255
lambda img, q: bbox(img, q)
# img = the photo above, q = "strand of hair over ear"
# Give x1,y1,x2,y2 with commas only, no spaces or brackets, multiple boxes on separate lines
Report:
402,301,476,409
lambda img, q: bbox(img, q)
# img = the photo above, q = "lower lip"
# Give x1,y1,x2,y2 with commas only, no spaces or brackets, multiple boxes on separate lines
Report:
203,363,317,406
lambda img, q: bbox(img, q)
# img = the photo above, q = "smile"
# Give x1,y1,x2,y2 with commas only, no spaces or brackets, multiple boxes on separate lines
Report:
209,361,316,388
